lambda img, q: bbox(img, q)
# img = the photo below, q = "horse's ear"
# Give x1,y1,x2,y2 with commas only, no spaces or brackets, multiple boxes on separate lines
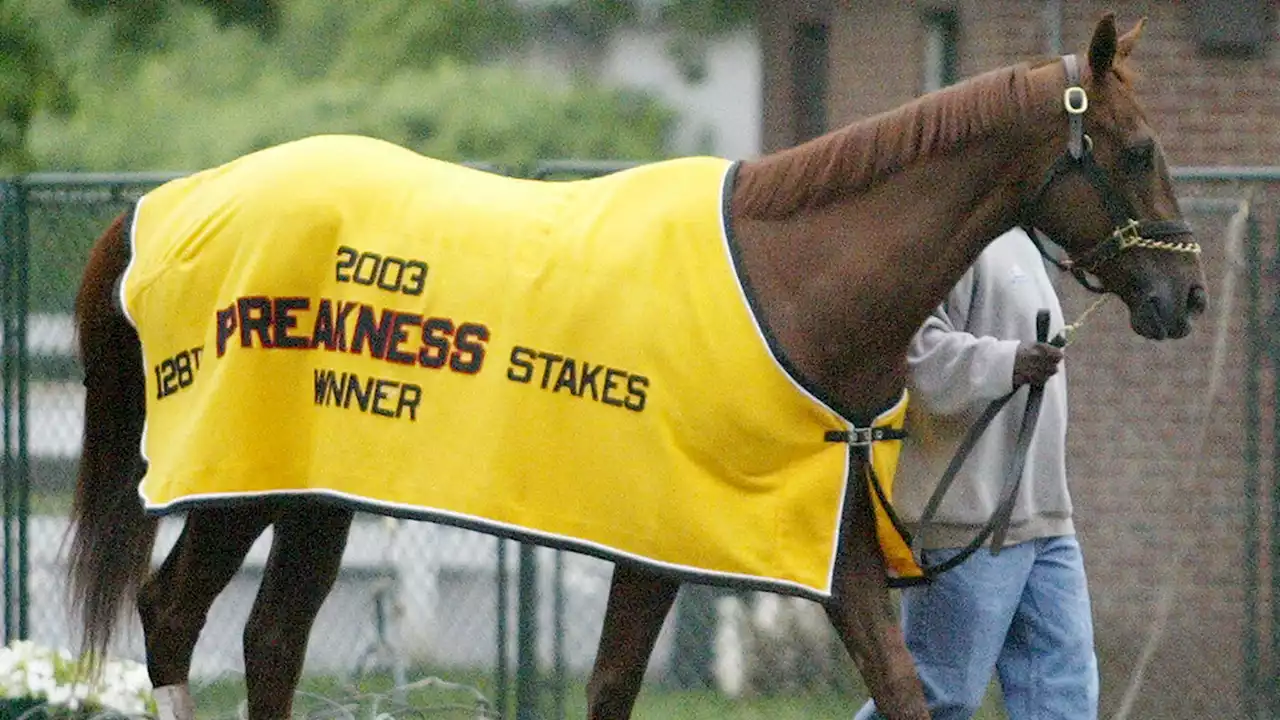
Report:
1116,17,1147,59
1088,12,1118,79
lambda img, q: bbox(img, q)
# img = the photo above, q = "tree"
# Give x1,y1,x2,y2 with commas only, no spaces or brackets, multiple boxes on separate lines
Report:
64,0,527,62
27,2,677,171
0,1,72,173
63,1,757,71
66,0,282,46
21,0,763,172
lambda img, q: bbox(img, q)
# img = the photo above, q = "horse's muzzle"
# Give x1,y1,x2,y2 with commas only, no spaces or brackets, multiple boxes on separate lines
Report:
1132,282,1206,340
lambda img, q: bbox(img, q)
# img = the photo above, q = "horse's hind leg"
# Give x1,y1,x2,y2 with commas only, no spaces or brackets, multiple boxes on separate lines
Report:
243,500,353,720
824,482,928,720
138,504,278,720
586,563,680,719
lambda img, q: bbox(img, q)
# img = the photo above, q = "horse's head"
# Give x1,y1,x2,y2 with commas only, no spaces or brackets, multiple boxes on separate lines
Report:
1022,13,1207,340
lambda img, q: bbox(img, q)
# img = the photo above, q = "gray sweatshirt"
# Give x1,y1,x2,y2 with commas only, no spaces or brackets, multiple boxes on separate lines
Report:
895,227,1074,550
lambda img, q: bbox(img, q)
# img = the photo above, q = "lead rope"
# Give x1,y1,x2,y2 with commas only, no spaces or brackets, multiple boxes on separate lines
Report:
1057,294,1110,346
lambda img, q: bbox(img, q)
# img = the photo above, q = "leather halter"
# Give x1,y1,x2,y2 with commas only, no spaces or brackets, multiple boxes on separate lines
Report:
1023,54,1200,294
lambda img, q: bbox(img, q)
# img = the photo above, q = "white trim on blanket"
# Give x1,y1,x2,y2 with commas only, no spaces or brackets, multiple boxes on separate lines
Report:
120,196,152,466
714,163,909,597
118,196,143,330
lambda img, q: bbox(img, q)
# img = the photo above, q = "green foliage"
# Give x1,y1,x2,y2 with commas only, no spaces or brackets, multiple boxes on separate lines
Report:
17,0,679,328
535,0,640,44
65,0,756,54
27,1,676,172
662,0,756,80
8,0,760,176
0,0,72,173
67,0,281,47
266,1,526,80
29,59,676,173
660,0,756,36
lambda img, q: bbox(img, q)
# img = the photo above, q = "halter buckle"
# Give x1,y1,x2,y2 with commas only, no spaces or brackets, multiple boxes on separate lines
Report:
1064,86,1088,115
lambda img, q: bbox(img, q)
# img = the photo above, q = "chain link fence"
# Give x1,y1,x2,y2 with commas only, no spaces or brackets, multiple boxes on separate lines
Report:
2,165,1278,718
1046,169,1278,720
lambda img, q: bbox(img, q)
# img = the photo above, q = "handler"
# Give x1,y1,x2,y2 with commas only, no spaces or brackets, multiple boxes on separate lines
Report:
855,227,1099,720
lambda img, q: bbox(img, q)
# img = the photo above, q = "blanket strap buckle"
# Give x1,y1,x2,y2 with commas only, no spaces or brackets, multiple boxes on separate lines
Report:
823,427,908,446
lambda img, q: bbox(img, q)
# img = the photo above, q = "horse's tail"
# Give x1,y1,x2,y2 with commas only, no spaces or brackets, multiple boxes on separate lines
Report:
67,209,157,665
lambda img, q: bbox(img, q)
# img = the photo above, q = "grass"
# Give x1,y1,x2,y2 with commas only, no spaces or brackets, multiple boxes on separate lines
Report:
186,669,1007,719
574,688,867,719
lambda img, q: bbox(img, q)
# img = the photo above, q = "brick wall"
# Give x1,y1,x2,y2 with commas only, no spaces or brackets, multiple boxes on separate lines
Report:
765,1,1280,166
758,2,1277,717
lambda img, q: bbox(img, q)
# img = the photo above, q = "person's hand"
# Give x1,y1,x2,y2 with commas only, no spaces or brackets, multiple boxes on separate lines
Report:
1012,342,1064,387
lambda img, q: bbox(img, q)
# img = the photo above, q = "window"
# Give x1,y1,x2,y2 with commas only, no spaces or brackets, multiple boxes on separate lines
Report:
922,10,958,94
791,21,829,143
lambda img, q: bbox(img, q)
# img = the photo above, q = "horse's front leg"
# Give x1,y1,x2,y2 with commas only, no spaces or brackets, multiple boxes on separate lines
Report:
586,563,680,719
824,481,929,720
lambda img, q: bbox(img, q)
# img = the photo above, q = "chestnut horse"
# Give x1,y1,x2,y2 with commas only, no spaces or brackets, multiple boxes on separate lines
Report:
68,14,1205,720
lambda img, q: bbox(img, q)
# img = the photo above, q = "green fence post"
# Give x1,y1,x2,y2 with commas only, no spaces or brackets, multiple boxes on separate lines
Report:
552,551,565,720
13,182,27,641
1270,216,1280,720
1242,214,1261,718
0,180,13,643
0,180,30,642
496,538,510,717
515,543,539,720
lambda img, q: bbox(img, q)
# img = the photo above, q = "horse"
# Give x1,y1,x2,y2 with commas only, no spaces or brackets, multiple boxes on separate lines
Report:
67,13,1205,720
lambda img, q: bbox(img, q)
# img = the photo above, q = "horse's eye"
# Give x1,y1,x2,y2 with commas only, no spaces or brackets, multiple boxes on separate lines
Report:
1121,141,1155,174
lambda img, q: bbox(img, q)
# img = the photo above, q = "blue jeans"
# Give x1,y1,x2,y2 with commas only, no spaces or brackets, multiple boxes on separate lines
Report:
854,535,1098,720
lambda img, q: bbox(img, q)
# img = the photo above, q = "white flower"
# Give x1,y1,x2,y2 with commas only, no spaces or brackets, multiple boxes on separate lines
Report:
47,684,72,708
0,641,154,716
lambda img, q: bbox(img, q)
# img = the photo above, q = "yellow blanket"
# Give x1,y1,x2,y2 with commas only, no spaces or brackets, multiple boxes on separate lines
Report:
123,134,920,596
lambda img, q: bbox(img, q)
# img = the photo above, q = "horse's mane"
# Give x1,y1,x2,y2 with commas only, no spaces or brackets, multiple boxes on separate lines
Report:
734,59,1059,219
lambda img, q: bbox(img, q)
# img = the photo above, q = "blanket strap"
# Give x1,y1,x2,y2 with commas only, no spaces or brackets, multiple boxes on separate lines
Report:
823,427,907,444
823,427,911,548
826,426,920,585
